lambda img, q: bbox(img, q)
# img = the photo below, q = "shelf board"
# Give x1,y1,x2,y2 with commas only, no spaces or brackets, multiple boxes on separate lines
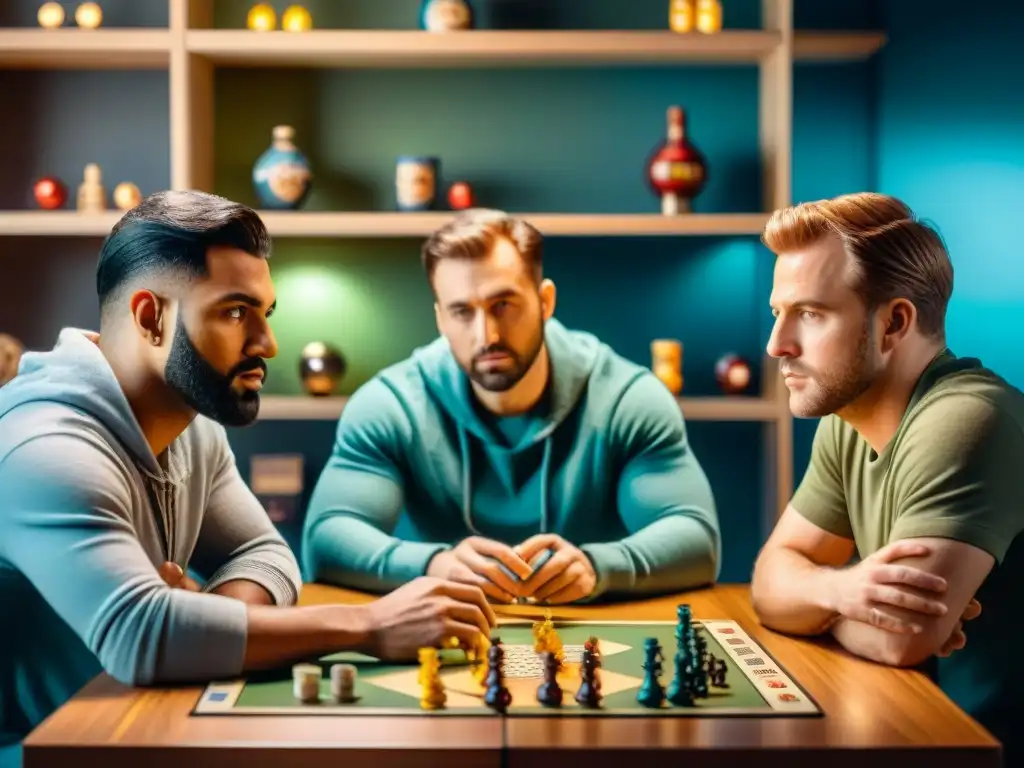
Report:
257,211,769,238
0,28,884,71
0,211,767,238
792,31,887,62
0,211,121,236
257,394,780,422
187,29,783,67
0,29,171,69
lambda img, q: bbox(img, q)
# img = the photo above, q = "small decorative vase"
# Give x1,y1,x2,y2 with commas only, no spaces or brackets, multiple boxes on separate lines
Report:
252,125,312,210
396,156,439,211
651,339,683,394
645,106,707,215
299,341,347,397
420,0,473,31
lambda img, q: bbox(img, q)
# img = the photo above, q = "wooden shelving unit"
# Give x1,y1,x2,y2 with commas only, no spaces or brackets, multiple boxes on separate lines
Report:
0,0,889,527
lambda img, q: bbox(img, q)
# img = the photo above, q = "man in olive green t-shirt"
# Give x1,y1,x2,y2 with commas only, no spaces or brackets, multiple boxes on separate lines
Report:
750,192,1024,763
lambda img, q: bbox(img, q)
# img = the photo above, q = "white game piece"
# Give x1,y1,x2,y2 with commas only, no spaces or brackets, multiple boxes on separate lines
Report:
292,663,321,703
330,663,356,703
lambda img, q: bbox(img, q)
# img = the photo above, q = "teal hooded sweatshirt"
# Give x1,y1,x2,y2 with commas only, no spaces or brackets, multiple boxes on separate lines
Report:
302,319,720,600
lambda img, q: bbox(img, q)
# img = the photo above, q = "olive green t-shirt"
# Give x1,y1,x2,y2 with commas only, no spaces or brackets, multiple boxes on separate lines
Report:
791,350,1024,748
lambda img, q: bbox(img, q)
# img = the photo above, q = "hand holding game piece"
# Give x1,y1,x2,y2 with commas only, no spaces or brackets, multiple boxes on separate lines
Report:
364,576,497,660
514,534,597,604
826,539,950,634
426,536,533,603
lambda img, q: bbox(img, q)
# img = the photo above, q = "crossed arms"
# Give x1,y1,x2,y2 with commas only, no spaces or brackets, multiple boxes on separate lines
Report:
752,394,1023,667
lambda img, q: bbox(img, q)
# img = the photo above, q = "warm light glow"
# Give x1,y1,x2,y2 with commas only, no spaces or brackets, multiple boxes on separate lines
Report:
247,3,277,31
74,2,103,29
37,2,65,28
282,5,312,32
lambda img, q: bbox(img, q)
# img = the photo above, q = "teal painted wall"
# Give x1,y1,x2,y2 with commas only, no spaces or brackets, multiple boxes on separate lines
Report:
210,0,879,580
876,0,1024,389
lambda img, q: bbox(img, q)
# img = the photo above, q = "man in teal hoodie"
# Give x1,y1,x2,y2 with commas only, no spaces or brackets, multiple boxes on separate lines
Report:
303,209,721,604
0,191,495,768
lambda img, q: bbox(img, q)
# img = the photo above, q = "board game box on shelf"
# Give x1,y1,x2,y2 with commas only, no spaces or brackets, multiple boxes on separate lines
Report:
193,605,820,717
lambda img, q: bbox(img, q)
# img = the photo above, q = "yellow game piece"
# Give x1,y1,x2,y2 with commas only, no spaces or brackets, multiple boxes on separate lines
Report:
418,647,446,709
471,634,491,687
37,2,64,28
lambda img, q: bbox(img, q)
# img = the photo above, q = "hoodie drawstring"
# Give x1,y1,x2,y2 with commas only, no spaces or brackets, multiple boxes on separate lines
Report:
459,427,552,536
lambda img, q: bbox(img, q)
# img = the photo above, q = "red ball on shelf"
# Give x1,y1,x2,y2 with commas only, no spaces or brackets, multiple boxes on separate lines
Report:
715,353,752,394
34,176,67,209
447,181,474,210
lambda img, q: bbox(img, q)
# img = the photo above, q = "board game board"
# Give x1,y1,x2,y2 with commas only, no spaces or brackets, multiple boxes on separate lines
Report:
193,618,821,717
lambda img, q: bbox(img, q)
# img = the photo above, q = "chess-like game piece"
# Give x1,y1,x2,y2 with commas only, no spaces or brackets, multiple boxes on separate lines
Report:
692,631,709,698
77,163,106,213
574,647,602,708
292,663,321,703
536,651,562,707
666,650,695,706
330,663,357,703
709,656,729,688
637,638,665,708
418,647,446,710
483,642,512,713
113,181,142,211
37,2,65,28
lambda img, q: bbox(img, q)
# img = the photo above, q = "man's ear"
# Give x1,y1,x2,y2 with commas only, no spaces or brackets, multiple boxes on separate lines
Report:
539,278,556,320
129,289,169,346
880,298,916,351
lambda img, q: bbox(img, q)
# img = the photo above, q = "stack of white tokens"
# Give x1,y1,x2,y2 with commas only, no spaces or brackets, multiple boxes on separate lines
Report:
292,663,321,703
330,663,357,703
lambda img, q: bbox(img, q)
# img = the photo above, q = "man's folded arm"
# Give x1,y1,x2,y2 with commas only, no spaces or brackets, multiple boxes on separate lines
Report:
582,374,721,599
302,379,448,592
0,434,250,685
189,422,302,606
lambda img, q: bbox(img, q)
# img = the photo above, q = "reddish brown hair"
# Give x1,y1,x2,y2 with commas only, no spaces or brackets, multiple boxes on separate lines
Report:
762,192,953,339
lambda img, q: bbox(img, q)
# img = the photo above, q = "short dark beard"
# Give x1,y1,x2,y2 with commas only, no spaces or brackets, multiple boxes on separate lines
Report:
164,320,265,427
467,320,545,393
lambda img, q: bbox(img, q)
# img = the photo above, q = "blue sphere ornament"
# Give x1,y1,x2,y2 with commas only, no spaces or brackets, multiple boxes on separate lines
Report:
419,0,473,31
252,125,312,210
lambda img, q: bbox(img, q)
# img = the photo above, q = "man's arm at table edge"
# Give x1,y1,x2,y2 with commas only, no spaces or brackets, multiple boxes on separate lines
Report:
751,504,857,635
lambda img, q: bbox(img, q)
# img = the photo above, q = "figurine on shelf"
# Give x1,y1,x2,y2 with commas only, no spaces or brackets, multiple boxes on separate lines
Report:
715,353,751,394
447,181,474,210
34,176,67,209
253,125,312,210
282,5,312,32
37,2,65,28
696,0,723,33
651,339,683,395
113,182,142,211
645,106,707,215
247,3,276,31
396,156,439,211
77,163,106,213
669,0,695,33
74,2,102,29
299,342,347,397
420,0,473,32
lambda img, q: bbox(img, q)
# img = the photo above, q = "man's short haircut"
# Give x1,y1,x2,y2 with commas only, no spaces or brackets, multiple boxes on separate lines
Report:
96,190,271,322
762,191,953,339
420,208,543,287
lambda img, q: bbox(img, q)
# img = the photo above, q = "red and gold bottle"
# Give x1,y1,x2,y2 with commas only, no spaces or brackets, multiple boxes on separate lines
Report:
645,106,707,215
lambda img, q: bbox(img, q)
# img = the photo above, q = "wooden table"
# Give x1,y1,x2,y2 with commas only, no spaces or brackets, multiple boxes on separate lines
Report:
22,584,1001,768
